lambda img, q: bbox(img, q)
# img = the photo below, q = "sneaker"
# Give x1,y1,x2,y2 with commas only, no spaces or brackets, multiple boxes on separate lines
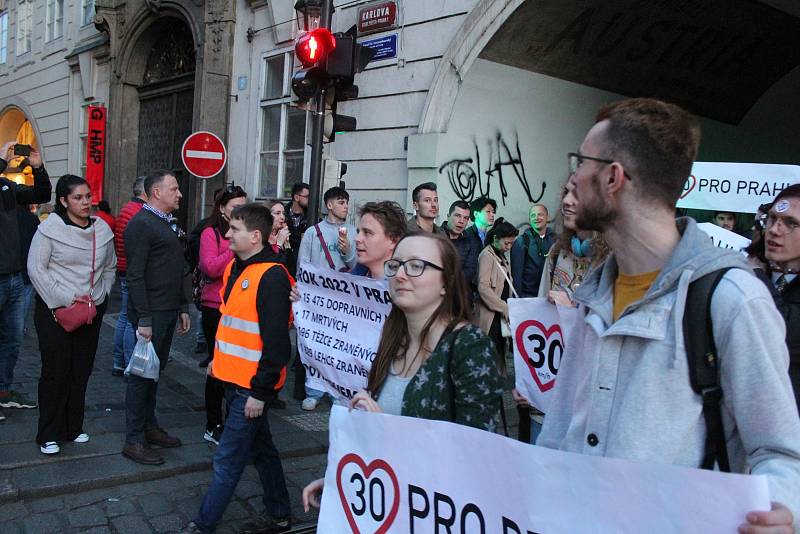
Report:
301,397,318,411
203,425,223,445
0,390,37,409
73,433,90,443
144,427,182,448
239,514,291,534
180,522,204,534
40,442,60,455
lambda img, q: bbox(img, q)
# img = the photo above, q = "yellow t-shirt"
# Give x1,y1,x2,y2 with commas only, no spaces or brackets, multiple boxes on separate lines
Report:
613,270,661,321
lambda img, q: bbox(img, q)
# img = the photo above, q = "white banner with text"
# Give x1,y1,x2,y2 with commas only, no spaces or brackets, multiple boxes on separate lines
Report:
509,298,580,413
697,222,751,255
293,262,391,401
318,406,771,533
676,162,800,213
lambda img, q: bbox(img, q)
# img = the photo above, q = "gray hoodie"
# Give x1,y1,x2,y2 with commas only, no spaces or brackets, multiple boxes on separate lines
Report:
297,218,356,271
27,215,116,309
538,218,800,525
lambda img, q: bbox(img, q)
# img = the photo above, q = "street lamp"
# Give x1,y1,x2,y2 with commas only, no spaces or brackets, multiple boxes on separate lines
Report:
294,0,323,31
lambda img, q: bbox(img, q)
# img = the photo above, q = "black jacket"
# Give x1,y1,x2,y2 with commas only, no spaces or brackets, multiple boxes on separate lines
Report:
0,159,51,275
284,201,308,277
124,208,190,326
222,247,292,401
16,206,40,284
756,268,800,413
510,227,556,297
442,221,481,287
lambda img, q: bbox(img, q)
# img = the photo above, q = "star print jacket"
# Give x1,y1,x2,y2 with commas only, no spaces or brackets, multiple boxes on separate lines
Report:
395,324,505,433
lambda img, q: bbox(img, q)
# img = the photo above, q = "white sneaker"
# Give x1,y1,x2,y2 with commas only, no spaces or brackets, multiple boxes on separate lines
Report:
301,397,319,411
73,433,89,443
40,442,60,454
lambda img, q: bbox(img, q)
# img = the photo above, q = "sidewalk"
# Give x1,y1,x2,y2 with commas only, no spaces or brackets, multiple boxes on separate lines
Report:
0,282,329,531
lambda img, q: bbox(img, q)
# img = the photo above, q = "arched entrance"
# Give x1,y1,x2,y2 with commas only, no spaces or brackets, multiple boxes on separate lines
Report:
0,106,41,185
135,19,196,229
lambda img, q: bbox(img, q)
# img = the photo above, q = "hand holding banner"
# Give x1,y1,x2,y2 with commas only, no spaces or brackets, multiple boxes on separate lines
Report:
509,298,579,413
318,406,771,533
293,262,391,401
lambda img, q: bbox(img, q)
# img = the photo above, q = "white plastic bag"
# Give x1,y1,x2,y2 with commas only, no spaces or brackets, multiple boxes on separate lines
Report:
125,334,161,381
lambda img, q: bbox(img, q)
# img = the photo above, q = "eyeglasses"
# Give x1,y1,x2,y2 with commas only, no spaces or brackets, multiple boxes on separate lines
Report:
765,214,799,235
384,258,444,278
568,152,632,180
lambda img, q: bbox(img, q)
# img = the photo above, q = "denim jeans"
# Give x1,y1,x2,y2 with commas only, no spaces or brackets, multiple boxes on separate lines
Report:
0,272,25,391
21,283,34,330
530,418,543,445
194,385,290,532
113,275,137,369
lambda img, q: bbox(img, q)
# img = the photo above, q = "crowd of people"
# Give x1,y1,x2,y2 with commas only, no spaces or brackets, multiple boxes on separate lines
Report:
1,97,799,533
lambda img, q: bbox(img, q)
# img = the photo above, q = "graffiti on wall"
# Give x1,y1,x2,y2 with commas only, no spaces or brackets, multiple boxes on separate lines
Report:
438,131,546,205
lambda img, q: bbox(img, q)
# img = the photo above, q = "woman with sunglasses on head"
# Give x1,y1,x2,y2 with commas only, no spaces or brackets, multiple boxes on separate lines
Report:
197,185,248,445
474,218,518,372
27,175,117,455
301,233,504,510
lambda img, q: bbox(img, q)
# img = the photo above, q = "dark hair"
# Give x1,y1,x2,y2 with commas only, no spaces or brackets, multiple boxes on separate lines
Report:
367,233,472,395
485,217,517,244
713,211,735,218
132,176,146,197
595,98,700,209
323,186,349,205
469,196,497,221
144,169,174,197
209,185,247,235
54,175,89,216
412,182,437,203
291,182,310,197
448,200,469,216
98,200,111,214
358,201,407,243
230,203,273,245
772,184,800,205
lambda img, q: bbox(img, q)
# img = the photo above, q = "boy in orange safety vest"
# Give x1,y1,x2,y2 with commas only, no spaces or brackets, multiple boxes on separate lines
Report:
184,204,294,534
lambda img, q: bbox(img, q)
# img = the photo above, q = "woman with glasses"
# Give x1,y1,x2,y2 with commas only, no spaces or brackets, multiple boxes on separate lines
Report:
264,200,291,258
474,218,518,371
198,186,248,445
301,233,504,511
754,186,800,412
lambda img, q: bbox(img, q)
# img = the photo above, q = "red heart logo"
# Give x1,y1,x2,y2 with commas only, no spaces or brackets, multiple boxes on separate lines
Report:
679,174,697,199
515,319,563,392
336,453,400,534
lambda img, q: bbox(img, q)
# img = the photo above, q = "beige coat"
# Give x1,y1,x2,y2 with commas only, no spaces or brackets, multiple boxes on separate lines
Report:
474,245,513,334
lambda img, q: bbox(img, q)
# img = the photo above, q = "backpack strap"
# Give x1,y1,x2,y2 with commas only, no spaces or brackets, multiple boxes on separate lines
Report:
683,267,732,472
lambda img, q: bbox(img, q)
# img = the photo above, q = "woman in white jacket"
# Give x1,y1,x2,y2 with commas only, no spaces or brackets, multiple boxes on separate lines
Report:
28,175,116,455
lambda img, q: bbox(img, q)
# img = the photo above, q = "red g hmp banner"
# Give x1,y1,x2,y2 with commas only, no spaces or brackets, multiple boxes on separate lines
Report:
86,105,107,203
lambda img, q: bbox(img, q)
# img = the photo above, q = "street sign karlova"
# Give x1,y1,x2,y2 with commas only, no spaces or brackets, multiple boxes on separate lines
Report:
181,131,227,179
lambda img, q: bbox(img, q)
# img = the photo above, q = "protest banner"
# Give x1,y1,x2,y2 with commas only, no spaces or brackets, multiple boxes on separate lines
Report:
318,406,771,533
293,261,391,401
697,222,751,255
509,298,579,413
676,162,800,213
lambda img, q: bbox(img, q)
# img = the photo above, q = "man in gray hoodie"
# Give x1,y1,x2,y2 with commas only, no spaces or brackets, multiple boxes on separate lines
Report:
538,98,800,532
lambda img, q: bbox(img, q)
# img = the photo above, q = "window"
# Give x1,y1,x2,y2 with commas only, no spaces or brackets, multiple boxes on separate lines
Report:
258,52,308,198
46,0,63,41
82,0,95,27
15,0,32,55
0,11,8,64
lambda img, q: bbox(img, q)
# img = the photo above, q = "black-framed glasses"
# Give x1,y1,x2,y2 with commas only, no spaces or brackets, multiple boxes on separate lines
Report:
568,152,632,180
384,258,444,278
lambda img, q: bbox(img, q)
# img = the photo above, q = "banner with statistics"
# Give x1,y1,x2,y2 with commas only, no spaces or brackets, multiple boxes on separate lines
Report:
676,162,800,213
293,262,391,401
317,406,771,533
509,298,580,413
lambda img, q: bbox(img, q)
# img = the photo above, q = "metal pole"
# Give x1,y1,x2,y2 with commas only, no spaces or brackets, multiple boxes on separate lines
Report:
200,179,207,219
306,0,333,225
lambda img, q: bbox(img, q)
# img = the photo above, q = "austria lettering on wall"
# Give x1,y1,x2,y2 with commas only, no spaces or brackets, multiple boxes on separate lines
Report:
676,162,800,213
293,262,391,400
318,407,770,533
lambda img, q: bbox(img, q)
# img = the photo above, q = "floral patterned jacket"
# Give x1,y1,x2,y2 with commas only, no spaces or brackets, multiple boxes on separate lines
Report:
386,324,504,433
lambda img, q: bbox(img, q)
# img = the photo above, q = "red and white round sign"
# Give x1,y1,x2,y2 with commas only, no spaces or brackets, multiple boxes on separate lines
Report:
181,131,227,179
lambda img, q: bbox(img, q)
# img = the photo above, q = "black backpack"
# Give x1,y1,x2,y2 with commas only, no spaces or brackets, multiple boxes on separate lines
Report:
683,268,732,472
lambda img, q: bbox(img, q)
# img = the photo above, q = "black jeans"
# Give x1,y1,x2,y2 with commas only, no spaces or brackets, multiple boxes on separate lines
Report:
201,306,225,430
125,310,178,444
35,295,107,444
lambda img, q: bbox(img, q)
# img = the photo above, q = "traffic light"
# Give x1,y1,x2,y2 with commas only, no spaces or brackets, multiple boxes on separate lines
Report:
291,28,336,102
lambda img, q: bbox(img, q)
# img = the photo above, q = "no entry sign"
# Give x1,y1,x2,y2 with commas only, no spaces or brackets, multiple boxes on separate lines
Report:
181,131,227,179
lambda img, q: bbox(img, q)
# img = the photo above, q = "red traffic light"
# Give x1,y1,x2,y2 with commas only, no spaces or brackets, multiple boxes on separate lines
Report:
295,28,336,67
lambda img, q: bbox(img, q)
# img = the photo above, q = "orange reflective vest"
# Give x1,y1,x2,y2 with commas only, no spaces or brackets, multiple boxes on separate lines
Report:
212,260,294,391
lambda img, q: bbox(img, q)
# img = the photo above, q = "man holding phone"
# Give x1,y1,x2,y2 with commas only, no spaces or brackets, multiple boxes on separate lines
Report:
0,142,51,417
